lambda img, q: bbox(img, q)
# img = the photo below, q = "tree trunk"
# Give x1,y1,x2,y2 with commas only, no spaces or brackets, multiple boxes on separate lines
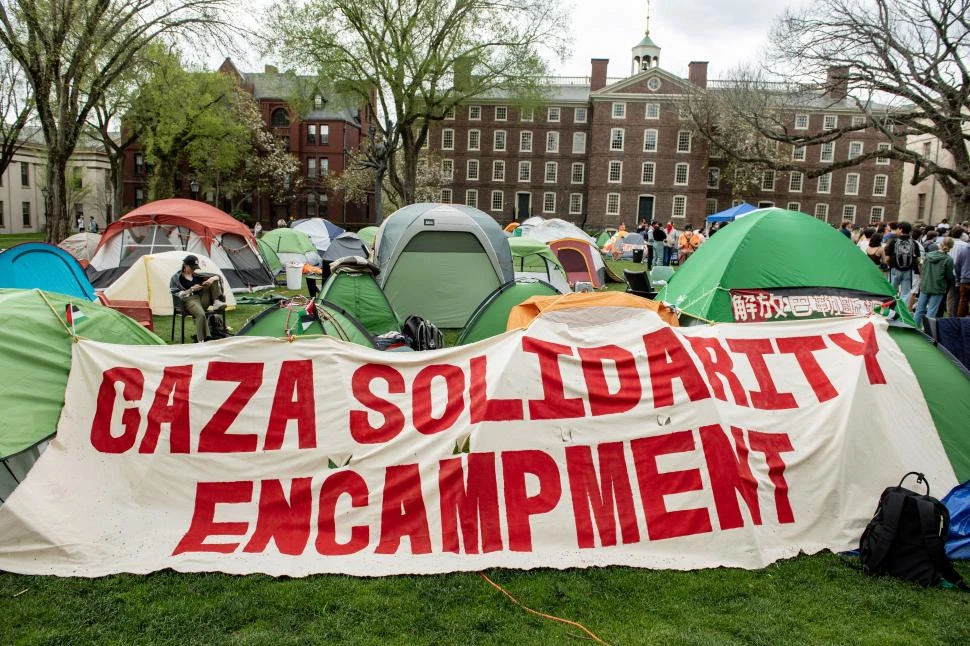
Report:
44,155,70,243
110,154,123,221
151,155,178,200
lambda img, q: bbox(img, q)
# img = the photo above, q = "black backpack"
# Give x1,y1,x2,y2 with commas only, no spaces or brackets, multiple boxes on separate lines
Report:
402,315,443,351
859,472,967,589
893,237,916,270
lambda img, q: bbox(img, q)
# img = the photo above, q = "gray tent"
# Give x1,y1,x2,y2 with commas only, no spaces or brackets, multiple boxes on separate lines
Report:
322,232,370,264
375,203,514,328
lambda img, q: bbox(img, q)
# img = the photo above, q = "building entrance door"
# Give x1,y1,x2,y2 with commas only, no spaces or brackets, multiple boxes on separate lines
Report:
638,195,655,222
517,192,531,220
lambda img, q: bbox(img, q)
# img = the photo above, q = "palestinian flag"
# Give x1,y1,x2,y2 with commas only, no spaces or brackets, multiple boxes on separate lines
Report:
65,303,87,334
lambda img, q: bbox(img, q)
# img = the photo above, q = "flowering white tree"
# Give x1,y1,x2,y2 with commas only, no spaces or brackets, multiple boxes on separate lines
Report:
327,147,446,217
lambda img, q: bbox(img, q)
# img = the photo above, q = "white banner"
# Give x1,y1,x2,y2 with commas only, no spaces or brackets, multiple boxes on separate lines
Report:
0,314,957,577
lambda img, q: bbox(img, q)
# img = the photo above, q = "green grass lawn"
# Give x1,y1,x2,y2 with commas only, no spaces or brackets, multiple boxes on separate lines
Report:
0,231,47,247
5,256,970,644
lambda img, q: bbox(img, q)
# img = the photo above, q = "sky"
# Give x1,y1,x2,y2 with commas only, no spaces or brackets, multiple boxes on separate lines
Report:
212,0,797,81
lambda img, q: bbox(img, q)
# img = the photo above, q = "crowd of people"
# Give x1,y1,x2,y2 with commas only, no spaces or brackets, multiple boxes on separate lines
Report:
606,219,708,266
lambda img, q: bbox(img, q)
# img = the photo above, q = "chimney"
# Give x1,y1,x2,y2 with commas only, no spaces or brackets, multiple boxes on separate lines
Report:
825,66,850,100
454,57,472,92
264,64,278,75
590,59,609,92
688,61,708,89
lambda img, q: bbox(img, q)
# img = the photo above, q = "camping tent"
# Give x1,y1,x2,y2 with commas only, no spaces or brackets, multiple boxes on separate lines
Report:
257,238,283,277
87,199,274,291
658,208,913,324
58,232,102,265
508,237,570,293
102,251,237,315
457,278,562,345
0,289,165,503
317,269,399,336
291,218,345,253
548,238,609,288
506,291,680,330
0,242,96,300
706,202,757,223
522,218,597,245
322,232,370,264
357,226,379,249
595,228,618,249
238,299,376,348
617,232,647,260
518,216,545,237
260,227,317,268
376,203,514,328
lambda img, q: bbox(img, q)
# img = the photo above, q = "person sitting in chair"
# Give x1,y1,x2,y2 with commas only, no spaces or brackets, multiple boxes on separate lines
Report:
170,255,225,342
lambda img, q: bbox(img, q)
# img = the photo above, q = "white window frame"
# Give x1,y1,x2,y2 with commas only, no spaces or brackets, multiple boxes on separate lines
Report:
794,114,809,129
442,128,455,151
520,131,533,153
870,206,885,223
848,141,863,159
606,193,621,216
845,173,860,196
467,129,481,152
792,146,807,161
574,107,587,123
789,171,803,192
544,161,558,184
469,105,481,120
706,198,718,215
762,169,776,191
494,106,508,121
876,143,892,165
520,107,534,122
518,161,531,182
842,204,857,222
442,159,454,181
676,130,692,153
610,128,624,152
641,162,655,185
547,107,561,122
645,103,660,119
465,189,478,208
466,159,479,181
571,162,585,184
873,174,888,197
572,132,586,154
820,142,835,162
542,192,556,214
786,201,801,212
817,173,831,194
815,204,829,221
672,195,687,219
546,131,560,153
493,130,507,152
608,161,623,183
643,129,658,152
823,115,838,130
440,188,453,203
707,167,720,189
492,160,505,182
569,193,583,215
444,106,455,120
674,163,689,186
490,190,504,212
612,102,626,119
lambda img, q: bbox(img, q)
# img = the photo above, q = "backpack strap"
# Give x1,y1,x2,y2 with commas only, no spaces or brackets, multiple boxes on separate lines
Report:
914,497,968,591
865,489,908,572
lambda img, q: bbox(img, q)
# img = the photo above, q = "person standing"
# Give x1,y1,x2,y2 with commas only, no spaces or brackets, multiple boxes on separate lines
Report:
254,221,263,238
170,255,226,343
665,223,679,266
914,237,955,327
885,221,921,302
679,225,703,264
88,216,98,234
77,215,85,232
651,223,667,267
955,233,970,317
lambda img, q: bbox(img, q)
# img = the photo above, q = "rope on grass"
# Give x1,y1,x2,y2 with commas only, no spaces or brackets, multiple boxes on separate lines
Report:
478,572,610,645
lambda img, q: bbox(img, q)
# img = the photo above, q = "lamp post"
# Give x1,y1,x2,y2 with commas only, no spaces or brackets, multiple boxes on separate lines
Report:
190,179,200,201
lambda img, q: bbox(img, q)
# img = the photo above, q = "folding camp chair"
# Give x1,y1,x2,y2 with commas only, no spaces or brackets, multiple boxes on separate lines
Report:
623,269,656,299
171,292,226,343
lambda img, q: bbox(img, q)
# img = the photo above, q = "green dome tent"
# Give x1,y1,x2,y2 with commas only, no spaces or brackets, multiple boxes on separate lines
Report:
0,289,165,501
317,269,399,336
658,208,913,325
509,237,570,293
238,300,377,348
656,209,970,481
257,238,283,277
457,278,562,346
375,204,514,328
357,226,379,249
260,228,317,267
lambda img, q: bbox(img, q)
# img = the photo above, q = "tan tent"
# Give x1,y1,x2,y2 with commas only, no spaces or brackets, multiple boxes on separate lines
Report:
102,251,236,315
507,291,679,330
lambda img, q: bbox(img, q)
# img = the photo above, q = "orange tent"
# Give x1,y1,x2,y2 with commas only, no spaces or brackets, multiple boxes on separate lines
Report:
506,291,679,330
504,222,520,233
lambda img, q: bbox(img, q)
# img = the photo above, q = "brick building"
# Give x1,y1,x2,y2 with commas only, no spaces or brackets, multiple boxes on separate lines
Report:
429,18,904,230
121,60,376,227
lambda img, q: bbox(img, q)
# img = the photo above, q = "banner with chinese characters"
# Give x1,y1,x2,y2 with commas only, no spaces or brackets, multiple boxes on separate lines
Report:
730,289,893,323
0,315,955,577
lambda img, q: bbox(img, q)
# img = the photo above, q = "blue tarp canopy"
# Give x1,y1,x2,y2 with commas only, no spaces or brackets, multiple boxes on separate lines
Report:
707,202,757,223
0,242,96,300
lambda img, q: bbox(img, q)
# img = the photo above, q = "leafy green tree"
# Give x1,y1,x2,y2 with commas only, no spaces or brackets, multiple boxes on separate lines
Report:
0,0,233,241
267,0,569,209
0,51,32,179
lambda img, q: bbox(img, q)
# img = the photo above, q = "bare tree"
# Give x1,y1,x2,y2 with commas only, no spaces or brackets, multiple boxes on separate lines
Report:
267,0,569,211
686,0,970,218
0,51,32,178
0,0,235,242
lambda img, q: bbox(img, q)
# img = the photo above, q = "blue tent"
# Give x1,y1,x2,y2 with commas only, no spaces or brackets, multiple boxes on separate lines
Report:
707,202,757,223
0,242,96,300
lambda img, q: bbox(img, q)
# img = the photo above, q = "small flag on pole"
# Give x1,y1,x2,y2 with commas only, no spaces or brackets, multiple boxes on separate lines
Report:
65,303,87,335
